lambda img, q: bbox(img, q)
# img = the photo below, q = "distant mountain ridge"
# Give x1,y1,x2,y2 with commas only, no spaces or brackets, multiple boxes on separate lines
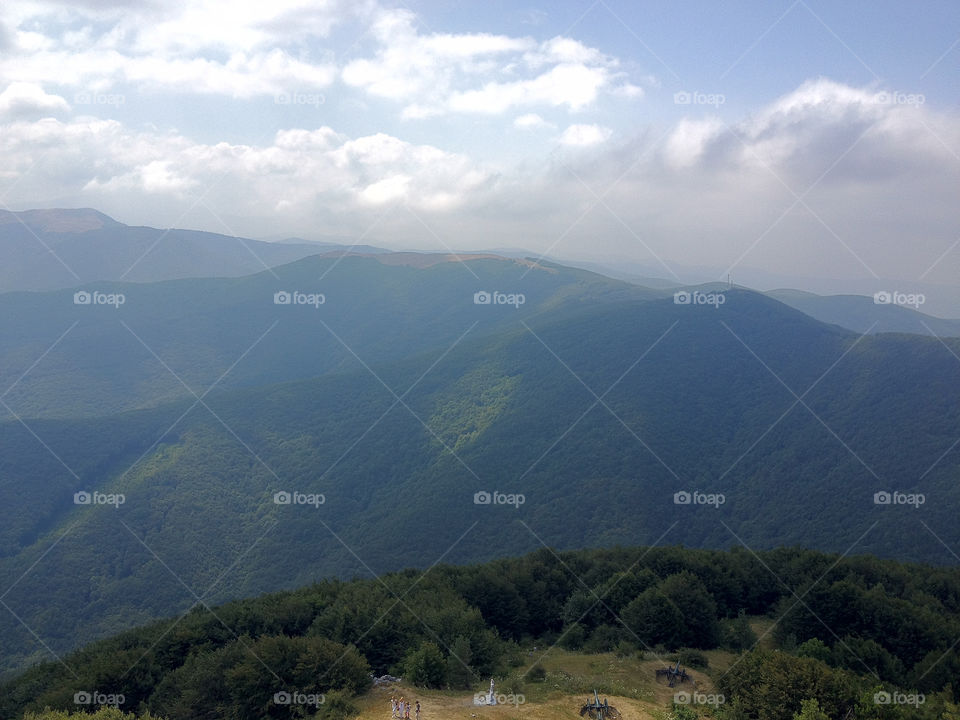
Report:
766,289,960,337
0,208,330,292
0,207,118,233
2,208,957,338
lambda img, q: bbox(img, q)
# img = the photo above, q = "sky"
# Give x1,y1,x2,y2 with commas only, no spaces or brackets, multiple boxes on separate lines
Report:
0,0,958,295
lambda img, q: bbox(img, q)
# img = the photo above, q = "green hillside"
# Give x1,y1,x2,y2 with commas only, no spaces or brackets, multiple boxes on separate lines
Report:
0,254,643,418
3,545,960,720
1,284,958,676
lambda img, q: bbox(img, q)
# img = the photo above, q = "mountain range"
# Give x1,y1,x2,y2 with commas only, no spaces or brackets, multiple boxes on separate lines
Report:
2,208,958,336
0,209,958,678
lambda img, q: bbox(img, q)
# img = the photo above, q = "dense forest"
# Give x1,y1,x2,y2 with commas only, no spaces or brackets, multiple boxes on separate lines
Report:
4,545,960,720
2,268,959,675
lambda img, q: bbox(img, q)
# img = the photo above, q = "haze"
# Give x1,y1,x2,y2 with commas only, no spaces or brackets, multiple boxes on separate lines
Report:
0,0,958,310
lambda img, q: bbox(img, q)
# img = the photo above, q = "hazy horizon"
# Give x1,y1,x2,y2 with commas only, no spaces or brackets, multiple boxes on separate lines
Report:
0,0,957,299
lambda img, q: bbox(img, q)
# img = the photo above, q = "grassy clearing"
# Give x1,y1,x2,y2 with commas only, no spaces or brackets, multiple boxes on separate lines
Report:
352,647,723,720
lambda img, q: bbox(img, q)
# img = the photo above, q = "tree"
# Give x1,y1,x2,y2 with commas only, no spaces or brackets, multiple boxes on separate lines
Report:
559,623,587,650
621,588,684,649
598,569,658,614
796,638,832,664
25,710,165,720
717,650,860,720
719,610,758,652
403,642,446,689
446,637,475,690
793,699,831,720
562,590,603,629
658,572,720,648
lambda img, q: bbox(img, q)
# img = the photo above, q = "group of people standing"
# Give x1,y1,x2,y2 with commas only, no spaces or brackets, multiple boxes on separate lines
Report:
391,696,420,720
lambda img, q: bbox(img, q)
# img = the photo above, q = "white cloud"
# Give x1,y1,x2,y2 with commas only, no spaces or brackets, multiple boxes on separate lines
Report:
559,123,612,147
343,10,643,118
0,3,647,111
122,50,337,97
359,174,411,205
666,78,952,182
342,8,533,108
525,36,605,67
611,82,644,99
89,159,199,195
0,114,493,220
564,78,960,282
0,50,955,291
0,81,68,118
133,0,351,54
663,117,724,168
513,113,551,129
0,1,348,97
447,63,609,115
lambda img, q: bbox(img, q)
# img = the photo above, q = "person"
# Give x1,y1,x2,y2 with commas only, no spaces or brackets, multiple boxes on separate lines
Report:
391,697,398,719
415,701,421,720
405,700,411,719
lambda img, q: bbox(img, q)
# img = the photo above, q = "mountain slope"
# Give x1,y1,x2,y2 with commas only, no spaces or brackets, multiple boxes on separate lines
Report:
0,208,330,292
768,288,960,337
0,253,645,418
1,289,958,675
3,545,960,720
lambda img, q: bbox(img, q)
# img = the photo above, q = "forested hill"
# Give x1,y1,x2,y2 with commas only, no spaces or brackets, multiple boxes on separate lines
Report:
1,277,959,676
0,253,646,418
3,545,960,720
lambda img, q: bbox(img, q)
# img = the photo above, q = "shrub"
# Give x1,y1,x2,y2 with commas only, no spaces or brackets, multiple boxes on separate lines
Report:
403,642,446,689
316,689,359,720
559,624,587,651
677,649,708,669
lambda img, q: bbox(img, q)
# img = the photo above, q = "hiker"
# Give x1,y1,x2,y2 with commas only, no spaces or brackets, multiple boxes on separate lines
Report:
415,701,421,720
405,700,411,719
391,697,398,719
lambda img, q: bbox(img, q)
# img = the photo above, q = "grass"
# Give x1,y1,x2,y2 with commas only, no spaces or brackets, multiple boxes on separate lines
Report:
351,648,722,720
749,616,779,651
353,682,663,720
